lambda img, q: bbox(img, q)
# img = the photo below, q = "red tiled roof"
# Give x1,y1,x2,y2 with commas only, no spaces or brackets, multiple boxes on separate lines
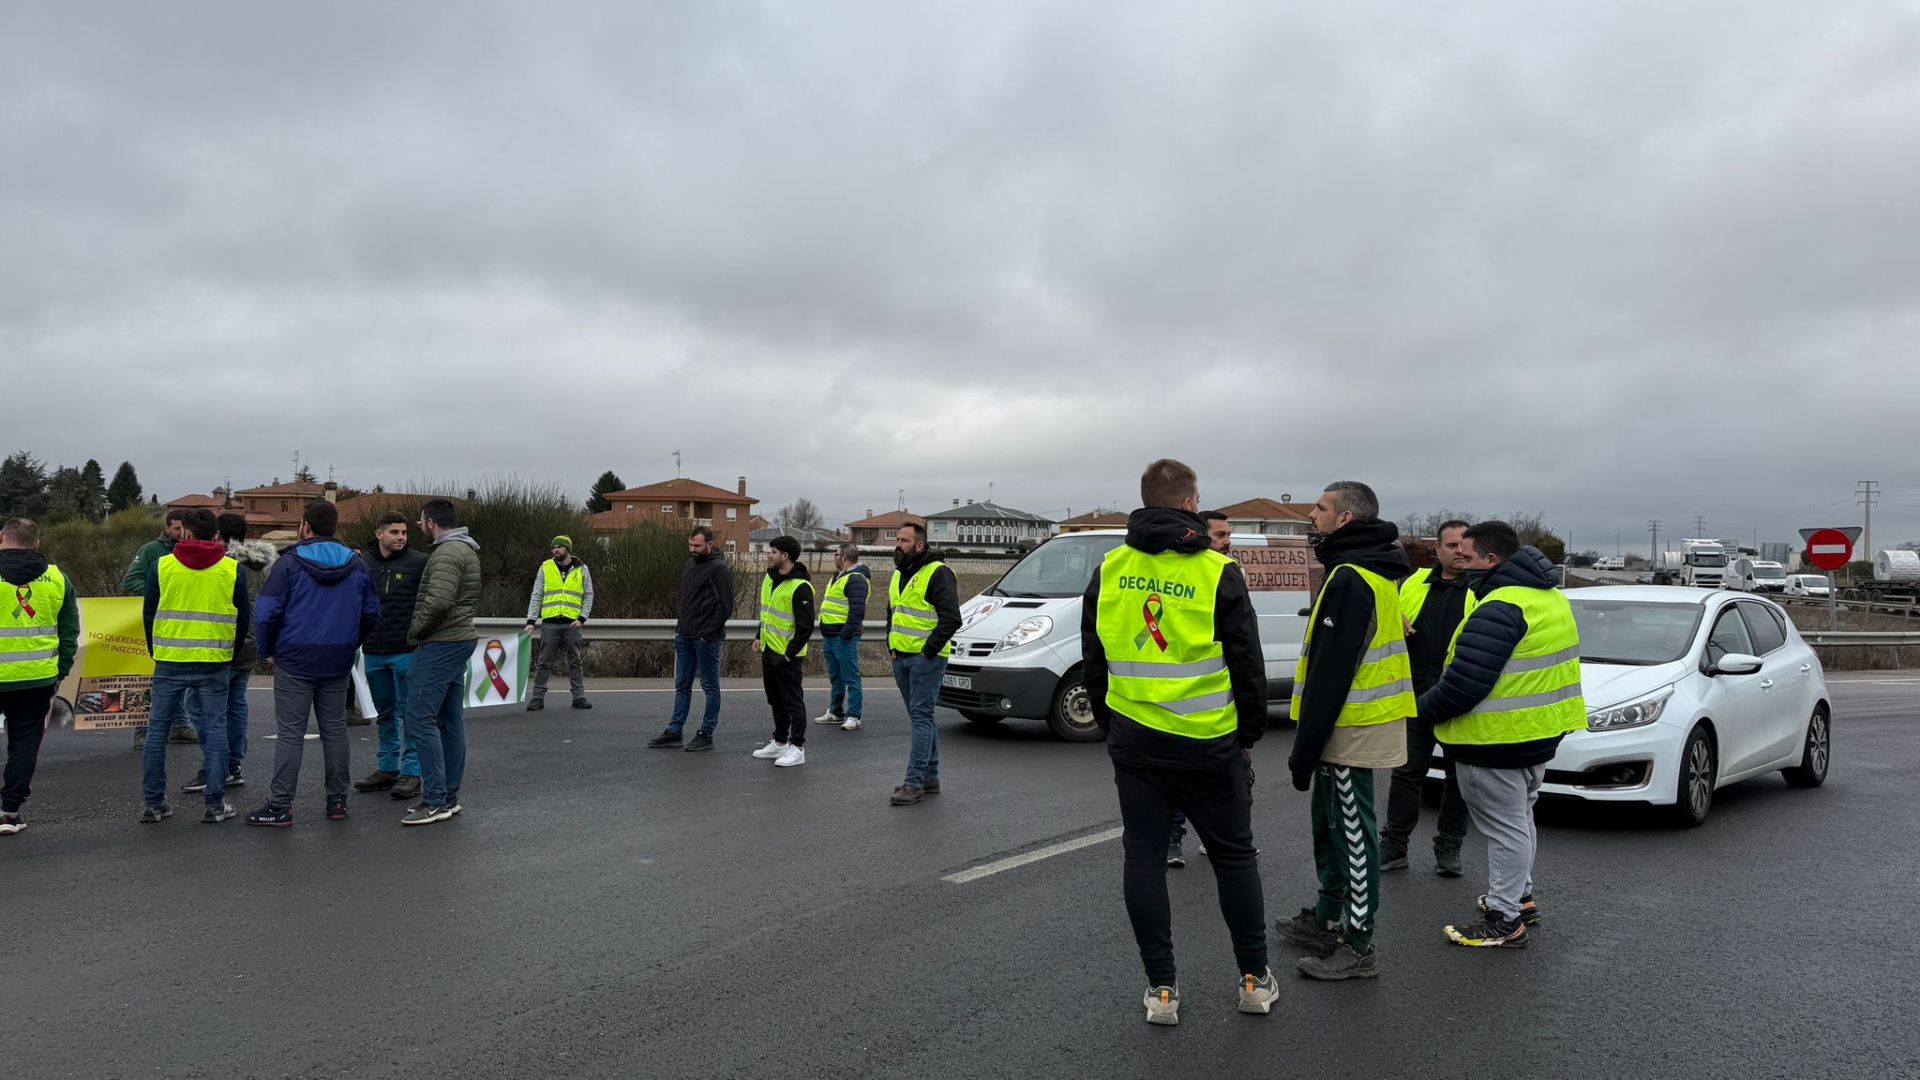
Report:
846,510,925,529
1058,511,1129,527
1216,497,1313,521
166,493,225,509
237,480,328,497
606,477,756,505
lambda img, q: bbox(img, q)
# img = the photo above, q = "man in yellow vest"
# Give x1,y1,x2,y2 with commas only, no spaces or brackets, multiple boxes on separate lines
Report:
1419,521,1587,949
1279,481,1413,982
140,508,251,824
1167,508,1235,869
0,519,81,835
886,521,959,806
750,536,815,768
1083,459,1274,1025
1383,519,1475,876
815,543,870,731
523,535,594,712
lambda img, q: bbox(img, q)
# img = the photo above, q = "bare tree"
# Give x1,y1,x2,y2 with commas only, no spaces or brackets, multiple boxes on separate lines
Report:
778,497,823,532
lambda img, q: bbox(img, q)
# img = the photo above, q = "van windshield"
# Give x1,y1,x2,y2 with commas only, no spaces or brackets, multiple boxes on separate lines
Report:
987,535,1127,598
1754,567,1786,580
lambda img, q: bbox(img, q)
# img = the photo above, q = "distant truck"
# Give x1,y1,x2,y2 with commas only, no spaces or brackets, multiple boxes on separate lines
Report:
1841,549,1920,603
1656,539,1728,588
1594,556,1626,571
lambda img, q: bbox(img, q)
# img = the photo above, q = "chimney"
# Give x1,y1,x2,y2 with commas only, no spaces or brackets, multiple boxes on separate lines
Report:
953,498,960,507
323,480,339,504
738,476,748,497
865,509,873,518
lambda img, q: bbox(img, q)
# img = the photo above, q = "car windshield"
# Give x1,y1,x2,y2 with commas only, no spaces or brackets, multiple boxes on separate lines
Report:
1755,567,1786,580
986,535,1126,598
1570,599,1705,665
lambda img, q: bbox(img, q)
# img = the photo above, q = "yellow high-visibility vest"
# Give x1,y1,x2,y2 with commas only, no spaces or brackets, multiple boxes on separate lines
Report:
0,563,66,685
153,555,238,663
1095,545,1237,740
540,560,586,620
760,574,813,657
888,562,952,657
1290,564,1415,727
1435,585,1587,746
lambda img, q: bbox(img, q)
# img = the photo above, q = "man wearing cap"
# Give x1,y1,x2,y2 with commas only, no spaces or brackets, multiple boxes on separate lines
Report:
524,535,594,712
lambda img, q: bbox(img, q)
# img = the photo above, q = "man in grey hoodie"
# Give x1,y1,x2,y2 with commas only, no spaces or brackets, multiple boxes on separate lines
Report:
401,498,481,826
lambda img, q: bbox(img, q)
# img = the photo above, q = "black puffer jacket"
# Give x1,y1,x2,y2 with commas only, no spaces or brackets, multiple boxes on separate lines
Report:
1416,545,1569,768
362,545,430,655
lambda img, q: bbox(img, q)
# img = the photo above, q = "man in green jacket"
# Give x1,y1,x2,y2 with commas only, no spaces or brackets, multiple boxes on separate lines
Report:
123,508,198,747
1,518,81,835
400,498,481,826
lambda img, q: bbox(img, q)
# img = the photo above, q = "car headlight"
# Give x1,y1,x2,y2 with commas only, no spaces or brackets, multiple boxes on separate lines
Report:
996,616,1053,652
1587,685,1674,732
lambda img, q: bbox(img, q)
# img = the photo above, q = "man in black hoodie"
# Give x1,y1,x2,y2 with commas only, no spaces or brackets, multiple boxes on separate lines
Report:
0,519,81,835
749,536,814,768
1277,481,1413,982
649,526,735,752
1419,521,1587,950
355,511,430,800
1082,460,1274,1026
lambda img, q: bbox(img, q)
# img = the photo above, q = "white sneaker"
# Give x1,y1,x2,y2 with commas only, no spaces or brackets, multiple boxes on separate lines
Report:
1236,968,1279,1014
814,709,842,724
752,740,787,759
1143,985,1179,1026
841,716,862,731
775,745,806,768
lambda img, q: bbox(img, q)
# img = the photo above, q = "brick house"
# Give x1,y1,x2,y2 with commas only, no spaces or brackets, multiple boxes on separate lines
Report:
1056,510,1129,534
169,480,340,539
845,510,926,547
588,476,758,554
1215,496,1314,537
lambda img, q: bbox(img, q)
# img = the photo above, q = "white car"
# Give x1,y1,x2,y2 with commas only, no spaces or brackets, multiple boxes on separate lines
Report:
1784,574,1831,598
1429,586,1830,826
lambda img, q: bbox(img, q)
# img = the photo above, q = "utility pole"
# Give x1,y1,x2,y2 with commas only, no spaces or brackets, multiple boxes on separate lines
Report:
1615,529,1621,556
1692,514,1706,538
1649,520,1661,573
1858,480,1879,561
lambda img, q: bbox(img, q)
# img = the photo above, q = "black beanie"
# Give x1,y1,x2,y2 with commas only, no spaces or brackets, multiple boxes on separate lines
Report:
771,536,802,561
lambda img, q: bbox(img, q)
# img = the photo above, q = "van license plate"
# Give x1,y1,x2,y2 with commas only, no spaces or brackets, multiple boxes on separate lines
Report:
942,674,972,690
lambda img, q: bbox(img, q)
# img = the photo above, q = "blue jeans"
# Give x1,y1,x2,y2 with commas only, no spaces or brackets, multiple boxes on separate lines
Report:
225,667,251,772
366,652,418,776
893,653,945,788
669,636,724,736
823,634,863,718
145,663,232,808
405,639,475,809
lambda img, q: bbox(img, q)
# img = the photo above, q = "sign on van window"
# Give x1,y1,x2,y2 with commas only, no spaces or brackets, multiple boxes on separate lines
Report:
1232,537,1318,594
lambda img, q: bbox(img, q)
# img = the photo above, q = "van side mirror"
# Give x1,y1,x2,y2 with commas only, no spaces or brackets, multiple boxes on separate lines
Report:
1710,653,1763,676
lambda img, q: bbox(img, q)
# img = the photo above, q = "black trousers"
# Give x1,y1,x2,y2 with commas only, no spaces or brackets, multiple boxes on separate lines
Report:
1,684,56,813
1114,755,1267,986
762,650,807,747
1382,713,1470,850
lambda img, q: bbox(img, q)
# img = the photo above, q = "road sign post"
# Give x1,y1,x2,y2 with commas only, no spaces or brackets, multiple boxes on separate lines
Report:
1800,528,1862,630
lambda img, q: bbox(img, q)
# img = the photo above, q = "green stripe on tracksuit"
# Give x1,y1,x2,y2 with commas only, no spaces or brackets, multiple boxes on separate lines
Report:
1311,764,1378,953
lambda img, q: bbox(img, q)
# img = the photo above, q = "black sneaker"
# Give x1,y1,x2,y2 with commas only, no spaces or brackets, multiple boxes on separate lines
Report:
1167,841,1186,869
354,770,399,793
1478,893,1542,926
326,796,349,821
1435,839,1465,878
526,698,546,712
1380,841,1409,871
647,730,683,749
389,775,421,801
401,805,449,826
138,803,174,823
182,770,208,794
169,724,199,744
683,732,714,752
225,769,246,789
1273,908,1342,952
571,699,592,710
203,802,238,823
1296,943,1379,980
246,805,293,828
1446,911,1528,948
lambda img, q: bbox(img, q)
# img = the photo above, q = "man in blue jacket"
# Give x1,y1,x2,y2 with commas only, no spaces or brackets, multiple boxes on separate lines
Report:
246,501,379,827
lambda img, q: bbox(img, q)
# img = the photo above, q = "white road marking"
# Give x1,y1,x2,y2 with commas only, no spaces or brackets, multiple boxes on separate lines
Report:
943,827,1125,885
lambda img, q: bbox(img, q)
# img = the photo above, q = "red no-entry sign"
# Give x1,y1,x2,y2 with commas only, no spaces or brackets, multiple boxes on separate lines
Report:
1801,528,1858,571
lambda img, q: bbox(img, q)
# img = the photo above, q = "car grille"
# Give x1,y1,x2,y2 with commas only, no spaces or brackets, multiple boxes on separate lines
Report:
939,688,998,710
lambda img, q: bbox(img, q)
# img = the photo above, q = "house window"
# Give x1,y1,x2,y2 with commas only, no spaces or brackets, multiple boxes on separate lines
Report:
725,540,737,553
281,500,289,512
726,507,738,520
662,504,674,513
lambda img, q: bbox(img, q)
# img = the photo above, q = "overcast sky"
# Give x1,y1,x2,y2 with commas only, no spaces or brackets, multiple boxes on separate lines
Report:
7,2,1919,554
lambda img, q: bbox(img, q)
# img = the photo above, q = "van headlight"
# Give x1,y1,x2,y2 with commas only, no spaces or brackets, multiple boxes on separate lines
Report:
1587,685,1673,732
997,616,1053,652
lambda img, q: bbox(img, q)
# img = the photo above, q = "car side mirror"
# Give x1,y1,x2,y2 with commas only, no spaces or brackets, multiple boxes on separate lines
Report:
1710,652,1763,676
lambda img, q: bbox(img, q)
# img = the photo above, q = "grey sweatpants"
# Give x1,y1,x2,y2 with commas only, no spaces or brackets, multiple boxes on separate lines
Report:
1454,762,1545,921
532,623,587,702
268,672,352,811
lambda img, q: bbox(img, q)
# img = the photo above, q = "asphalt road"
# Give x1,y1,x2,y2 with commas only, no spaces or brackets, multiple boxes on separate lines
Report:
7,674,1920,1080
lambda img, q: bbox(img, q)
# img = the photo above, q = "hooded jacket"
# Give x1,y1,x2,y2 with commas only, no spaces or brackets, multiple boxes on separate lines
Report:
762,561,816,661
676,551,735,641
142,539,252,667
1082,507,1267,769
254,536,379,679
226,538,278,669
819,562,871,639
410,527,482,645
121,532,176,596
888,547,962,658
362,543,430,655
1416,545,1571,768
1288,519,1412,783
0,548,81,689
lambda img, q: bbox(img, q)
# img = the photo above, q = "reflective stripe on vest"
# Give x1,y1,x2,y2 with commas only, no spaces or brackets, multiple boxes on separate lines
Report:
0,564,66,684
1095,545,1236,740
540,560,586,620
1289,563,1416,728
1434,585,1587,747
759,575,812,657
821,571,853,625
153,555,239,663
889,561,952,657
1398,566,1479,626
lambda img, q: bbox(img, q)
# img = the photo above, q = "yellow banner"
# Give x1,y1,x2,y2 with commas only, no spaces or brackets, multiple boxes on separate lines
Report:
56,597,155,731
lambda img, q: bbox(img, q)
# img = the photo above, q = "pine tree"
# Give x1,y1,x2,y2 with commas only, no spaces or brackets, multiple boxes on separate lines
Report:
107,461,143,512
44,465,89,523
0,451,51,521
586,470,626,513
80,459,109,522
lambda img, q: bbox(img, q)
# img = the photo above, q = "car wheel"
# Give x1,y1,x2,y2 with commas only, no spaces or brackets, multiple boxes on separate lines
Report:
1782,705,1830,788
1669,726,1716,828
1046,668,1105,742
959,710,1004,726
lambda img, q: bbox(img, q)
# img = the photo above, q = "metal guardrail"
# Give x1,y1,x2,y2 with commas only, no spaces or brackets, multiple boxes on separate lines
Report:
474,617,888,642
1801,630,1920,647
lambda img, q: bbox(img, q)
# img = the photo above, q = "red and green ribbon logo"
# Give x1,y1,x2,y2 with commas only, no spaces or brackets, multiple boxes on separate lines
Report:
13,586,34,620
479,639,511,700
1134,593,1169,652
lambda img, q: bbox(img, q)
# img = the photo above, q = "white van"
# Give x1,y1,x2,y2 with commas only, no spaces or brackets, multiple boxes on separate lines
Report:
1727,558,1789,592
936,530,1312,741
